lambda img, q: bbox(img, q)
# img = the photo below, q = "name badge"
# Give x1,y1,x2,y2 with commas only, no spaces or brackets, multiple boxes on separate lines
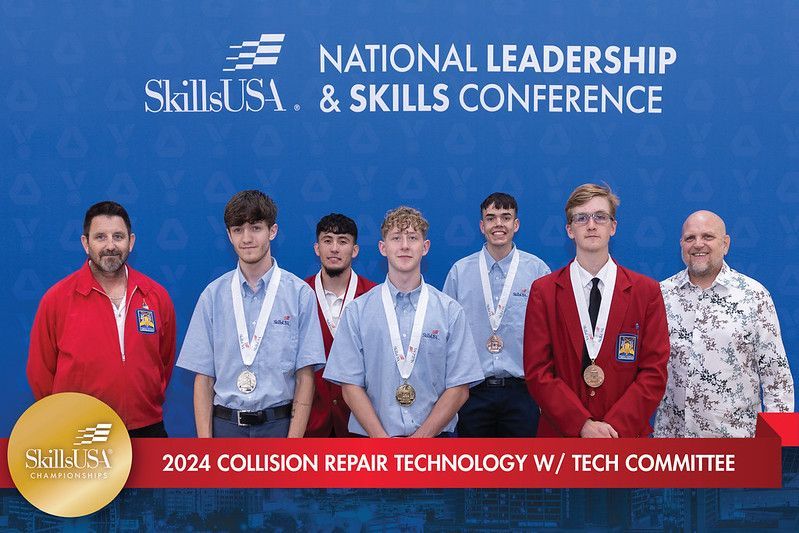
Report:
136,308,156,334
616,333,637,362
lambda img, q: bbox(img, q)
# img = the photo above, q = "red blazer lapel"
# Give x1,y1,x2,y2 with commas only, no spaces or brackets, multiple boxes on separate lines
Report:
599,264,632,364
554,264,585,360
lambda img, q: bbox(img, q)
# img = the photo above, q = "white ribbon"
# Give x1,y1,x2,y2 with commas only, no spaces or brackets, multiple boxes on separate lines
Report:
230,260,282,367
569,258,617,363
314,270,358,337
381,280,429,380
478,247,520,334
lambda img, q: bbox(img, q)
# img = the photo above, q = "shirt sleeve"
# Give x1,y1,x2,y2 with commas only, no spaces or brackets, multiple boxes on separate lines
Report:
295,284,326,372
444,301,485,388
27,292,58,399
442,265,458,300
323,304,365,387
757,290,795,412
176,290,216,377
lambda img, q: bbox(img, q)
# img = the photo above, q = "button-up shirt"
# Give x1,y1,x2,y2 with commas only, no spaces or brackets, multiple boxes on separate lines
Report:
654,262,794,437
177,262,325,411
323,278,484,437
443,245,550,378
574,257,613,305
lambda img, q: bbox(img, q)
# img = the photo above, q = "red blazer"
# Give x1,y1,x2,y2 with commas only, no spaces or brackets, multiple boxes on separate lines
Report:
304,272,377,437
523,262,669,437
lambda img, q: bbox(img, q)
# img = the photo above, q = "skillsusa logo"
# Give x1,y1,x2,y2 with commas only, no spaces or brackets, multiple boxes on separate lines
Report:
273,314,292,326
422,329,441,341
224,34,285,71
26,423,114,477
75,423,113,445
8,393,132,517
144,33,286,113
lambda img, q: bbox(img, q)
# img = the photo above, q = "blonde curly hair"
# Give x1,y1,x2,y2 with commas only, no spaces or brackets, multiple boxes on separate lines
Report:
380,206,430,238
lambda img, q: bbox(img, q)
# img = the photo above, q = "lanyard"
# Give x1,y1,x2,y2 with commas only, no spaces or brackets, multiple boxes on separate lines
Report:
314,270,358,337
569,258,616,363
381,280,429,380
478,247,519,333
230,261,282,367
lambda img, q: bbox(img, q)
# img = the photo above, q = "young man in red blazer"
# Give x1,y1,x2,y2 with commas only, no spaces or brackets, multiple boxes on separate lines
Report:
523,184,669,438
304,214,377,437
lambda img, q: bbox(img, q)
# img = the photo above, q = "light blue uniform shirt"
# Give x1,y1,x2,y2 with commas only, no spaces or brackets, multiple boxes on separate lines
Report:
177,262,325,411
323,278,484,437
443,245,550,379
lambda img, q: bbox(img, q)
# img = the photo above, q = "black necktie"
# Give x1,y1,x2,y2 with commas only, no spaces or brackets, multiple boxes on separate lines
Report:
582,278,601,370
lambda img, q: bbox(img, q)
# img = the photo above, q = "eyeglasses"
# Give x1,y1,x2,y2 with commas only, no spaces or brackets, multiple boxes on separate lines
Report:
570,212,614,226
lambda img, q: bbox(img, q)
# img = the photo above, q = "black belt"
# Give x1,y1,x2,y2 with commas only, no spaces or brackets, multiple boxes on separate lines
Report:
213,404,292,426
481,377,525,388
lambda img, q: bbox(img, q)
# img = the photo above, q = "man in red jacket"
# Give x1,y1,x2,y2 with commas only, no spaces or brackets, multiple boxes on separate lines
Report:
304,213,376,437
523,184,669,438
27,201,176,437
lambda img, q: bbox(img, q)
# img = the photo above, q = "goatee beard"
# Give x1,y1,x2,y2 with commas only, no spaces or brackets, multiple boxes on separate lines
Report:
323,266,346,278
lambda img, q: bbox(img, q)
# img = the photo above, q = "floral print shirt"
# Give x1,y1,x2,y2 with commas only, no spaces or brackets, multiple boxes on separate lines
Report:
654,263,794,437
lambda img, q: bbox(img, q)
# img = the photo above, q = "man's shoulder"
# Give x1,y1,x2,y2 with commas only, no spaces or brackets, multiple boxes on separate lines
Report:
725,266,771,297
517,249,549,268
659,269,687,294
532,265,566,289
449,250,482,272
40,267,85,303
426,284,466,317
279,267,314,297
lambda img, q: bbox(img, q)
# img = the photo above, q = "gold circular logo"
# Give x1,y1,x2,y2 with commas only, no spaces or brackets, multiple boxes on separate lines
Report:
7,392,132,517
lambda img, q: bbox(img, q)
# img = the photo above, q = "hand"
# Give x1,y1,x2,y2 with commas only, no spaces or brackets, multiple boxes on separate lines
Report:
580,419,619,438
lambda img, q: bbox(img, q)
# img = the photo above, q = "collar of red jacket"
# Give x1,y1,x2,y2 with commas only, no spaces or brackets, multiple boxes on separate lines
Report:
74,260,154,297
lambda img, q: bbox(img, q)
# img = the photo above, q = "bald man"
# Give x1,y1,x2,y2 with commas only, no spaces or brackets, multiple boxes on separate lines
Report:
654,211,794,437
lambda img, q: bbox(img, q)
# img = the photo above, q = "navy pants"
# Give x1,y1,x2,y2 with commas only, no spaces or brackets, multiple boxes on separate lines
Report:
456,378,539,437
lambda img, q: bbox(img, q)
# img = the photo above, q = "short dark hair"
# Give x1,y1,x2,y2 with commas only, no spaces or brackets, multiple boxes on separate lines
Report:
316,213,358,243
83,201,132,236
224,190,277,228
480,192,518,215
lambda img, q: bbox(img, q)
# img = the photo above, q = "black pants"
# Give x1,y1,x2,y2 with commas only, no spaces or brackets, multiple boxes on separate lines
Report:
128,420,168,438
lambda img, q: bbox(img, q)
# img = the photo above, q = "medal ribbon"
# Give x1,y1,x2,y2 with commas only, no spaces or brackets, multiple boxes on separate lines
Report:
314,270,358,337
230,260,282,367
478,247,520,333
569,258,616,363
381,279,429,380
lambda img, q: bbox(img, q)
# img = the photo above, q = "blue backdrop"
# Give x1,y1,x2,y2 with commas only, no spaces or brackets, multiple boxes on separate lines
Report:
2,1,797,443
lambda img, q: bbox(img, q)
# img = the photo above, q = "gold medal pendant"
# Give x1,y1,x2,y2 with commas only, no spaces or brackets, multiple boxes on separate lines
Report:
583,364,605,388
395,382,416,406
237,369,257,394
486,333,504,354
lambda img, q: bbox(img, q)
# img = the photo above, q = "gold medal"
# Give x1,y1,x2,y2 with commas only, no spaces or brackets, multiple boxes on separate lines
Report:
583,364,605,388
395,382,416,406
237,370,257,394
486,333,504,354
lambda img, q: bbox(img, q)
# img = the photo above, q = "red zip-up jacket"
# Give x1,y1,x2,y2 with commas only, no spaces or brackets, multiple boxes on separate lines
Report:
27,262,176,430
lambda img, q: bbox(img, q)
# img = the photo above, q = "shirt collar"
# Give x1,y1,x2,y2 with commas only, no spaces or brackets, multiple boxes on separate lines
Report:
77,261,145,297
236,259,275,295
482,244,516,274
574,256,614,288
677,261,733,291
386,276,423,308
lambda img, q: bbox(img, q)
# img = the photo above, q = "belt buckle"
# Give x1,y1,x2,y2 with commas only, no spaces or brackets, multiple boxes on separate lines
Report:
236,410,252,426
